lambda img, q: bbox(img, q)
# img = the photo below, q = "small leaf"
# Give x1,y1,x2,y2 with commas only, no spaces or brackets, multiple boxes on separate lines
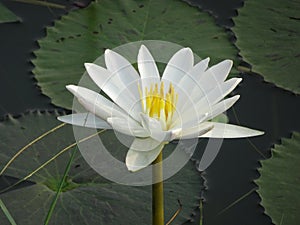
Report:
257,132,300,225
0,3,20,23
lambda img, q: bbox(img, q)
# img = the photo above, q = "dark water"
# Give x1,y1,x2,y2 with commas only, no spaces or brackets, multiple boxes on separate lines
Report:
0,0,71,116
0,0,299,225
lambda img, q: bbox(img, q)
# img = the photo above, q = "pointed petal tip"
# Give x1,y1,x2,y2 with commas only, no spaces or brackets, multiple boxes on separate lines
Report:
224,59,233,64
138,44,150,57
215,59,233,69
229,77,242,86
240,128,265,138
66,84,77,93
183,47,192,51
225,59,233,68
183,47,193,55
234,94,241,100
254,130,265,136
203,57,210,62
104,49,114,58
139,44,148,51
56,115,72,125
56,116,65,123
84,62,93,69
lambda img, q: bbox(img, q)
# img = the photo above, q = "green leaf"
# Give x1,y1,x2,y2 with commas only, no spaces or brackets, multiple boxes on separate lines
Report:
233,0,300,94
33,0,238,109
257,132,300,225
0,111,202,224
0,3,20,23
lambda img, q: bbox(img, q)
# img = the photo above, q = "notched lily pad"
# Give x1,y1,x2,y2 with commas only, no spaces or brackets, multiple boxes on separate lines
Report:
233,0,300,94
257,132,300,225
0,110,203,224
33,0,238,109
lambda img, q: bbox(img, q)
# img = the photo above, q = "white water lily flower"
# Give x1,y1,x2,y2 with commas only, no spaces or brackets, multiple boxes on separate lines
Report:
58,45,263,172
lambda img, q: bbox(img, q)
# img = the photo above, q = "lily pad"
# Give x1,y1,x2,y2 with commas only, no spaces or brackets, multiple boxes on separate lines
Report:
33,0,238,109
0,111,202,225
233,0,300,94
0,2,20,23
257,132,300,225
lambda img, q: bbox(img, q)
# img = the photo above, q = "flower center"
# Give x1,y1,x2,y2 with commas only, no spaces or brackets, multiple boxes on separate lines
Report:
138,82,178,128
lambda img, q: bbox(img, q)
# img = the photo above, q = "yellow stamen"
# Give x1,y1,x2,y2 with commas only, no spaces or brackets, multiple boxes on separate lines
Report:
139,82,178,129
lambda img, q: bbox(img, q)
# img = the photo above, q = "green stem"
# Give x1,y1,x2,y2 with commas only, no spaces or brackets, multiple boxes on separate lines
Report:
152,151,164,225
0,199,17,225
44,147,77,225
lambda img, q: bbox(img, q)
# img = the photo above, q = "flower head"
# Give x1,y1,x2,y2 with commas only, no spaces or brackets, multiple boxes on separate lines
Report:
58,45,263,172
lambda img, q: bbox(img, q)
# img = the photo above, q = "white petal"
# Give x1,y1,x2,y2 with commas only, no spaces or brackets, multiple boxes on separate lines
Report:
169,58,210,124
171,112,208,130
129,137,162,152
57,113,111,129
66,85,126,120
140,114,172,142
105,49,140,98
190,59,233,97
126,141,165,172
177,57,210,93
196,77,242,107
179,78,242,121
205,95,240,121
209,59,233,81
84,63,140,118
107,117,149,138
161,48,194,92
84,63,123,93
138,45,160,88
171,122,214,140
173,60,233,124
192,57,210,75
199,122,264,138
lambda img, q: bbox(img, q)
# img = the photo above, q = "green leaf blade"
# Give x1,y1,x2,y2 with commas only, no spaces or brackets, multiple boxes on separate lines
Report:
233,0,300,94
257,132,300,225
33,0,238,109
0,111,203,224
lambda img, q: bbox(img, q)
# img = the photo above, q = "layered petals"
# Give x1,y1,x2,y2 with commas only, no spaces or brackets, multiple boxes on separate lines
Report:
66,85,126,120
61,45,264,172
107,117,149,138
161,47,194,94
84,63,140,118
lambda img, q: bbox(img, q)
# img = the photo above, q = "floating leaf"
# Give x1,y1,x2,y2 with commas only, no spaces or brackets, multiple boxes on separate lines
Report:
33,0,238,109
0,3,20,23
0,111,202,224
257,132,300,225
233,0,300,94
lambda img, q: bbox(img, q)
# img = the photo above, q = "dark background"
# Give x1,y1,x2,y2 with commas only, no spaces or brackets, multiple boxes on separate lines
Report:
0,0,299,225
